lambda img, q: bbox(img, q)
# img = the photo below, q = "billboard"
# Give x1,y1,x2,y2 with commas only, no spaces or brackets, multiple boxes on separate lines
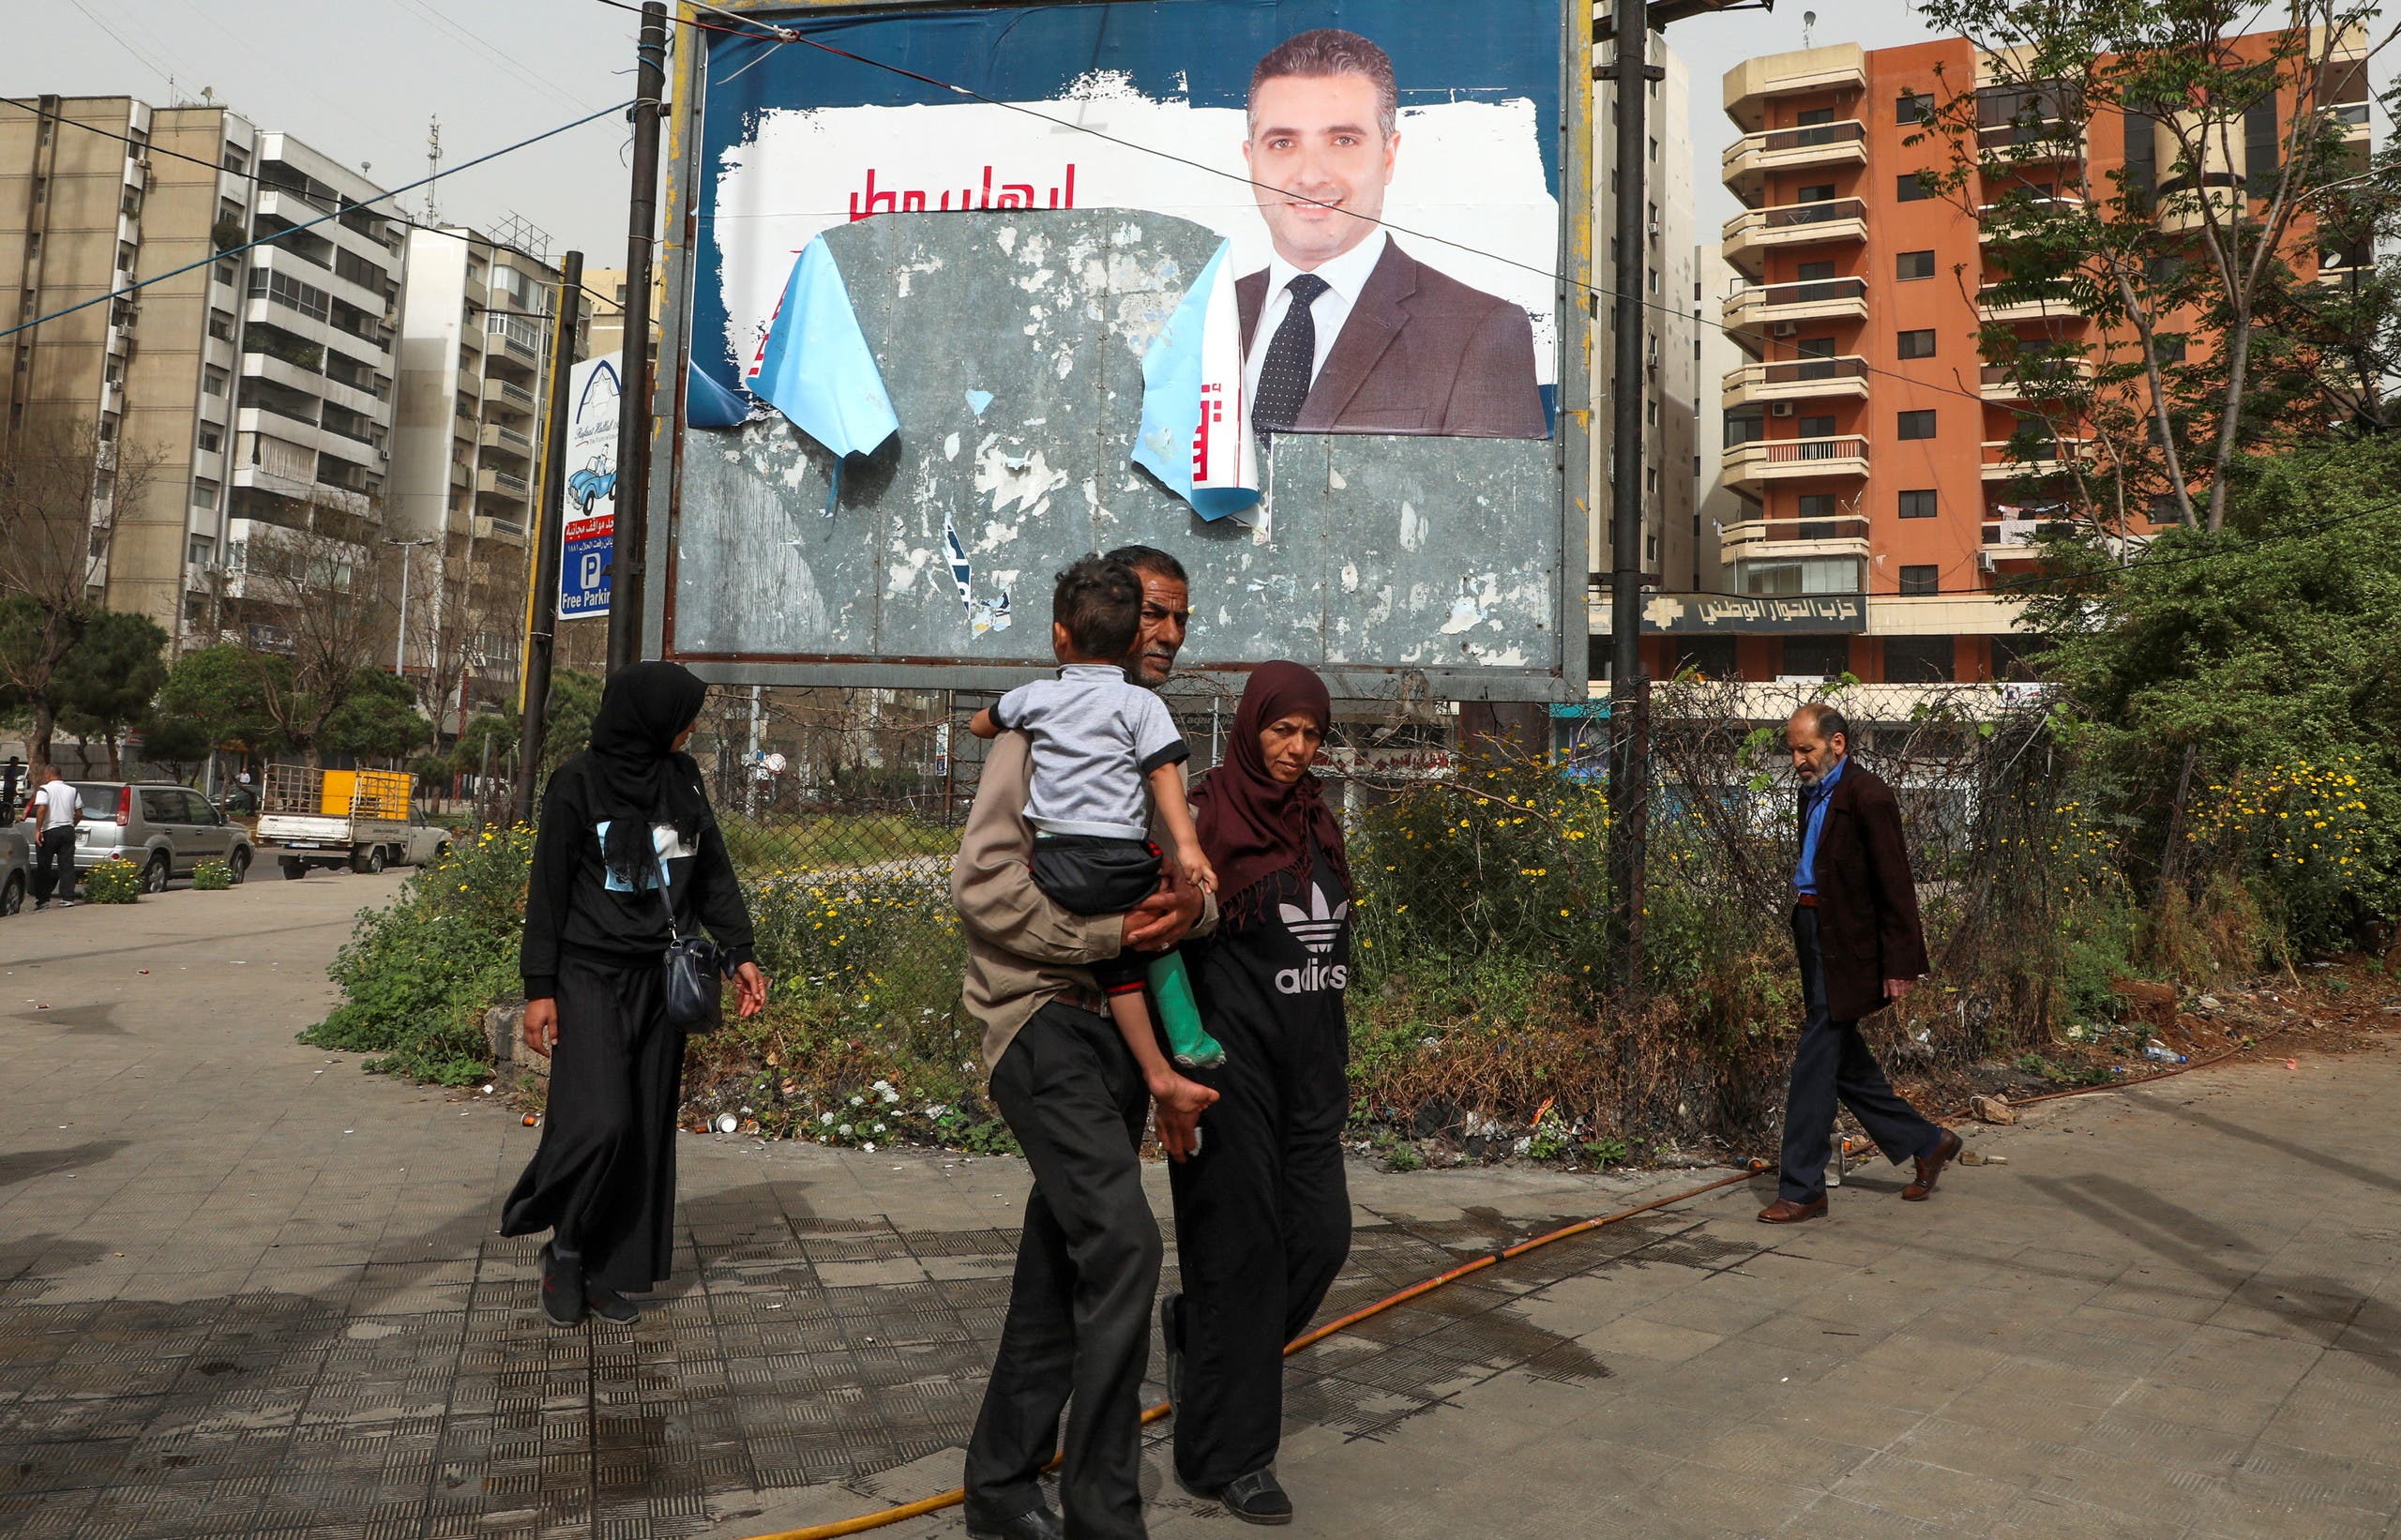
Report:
560,356,618,620
652,0,1591,700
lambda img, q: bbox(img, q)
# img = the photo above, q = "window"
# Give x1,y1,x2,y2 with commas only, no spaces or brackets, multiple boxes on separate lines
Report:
2156,337,2187,365
121,187,143,218
1797,493,1837,519
1898,489,1938,520
1885,635,1956,682
190,478,220,511
1896,249,1937,280
1898,565,1940,596
208,309,235,342
1796,107,1835,127
116,241,137,275
1782,636,1852,679
1897,410,1937,440
2243,95,2278,189
1898,91,1936,125
203,366,229,397
2149,493,2183,525
1797,183,1836,204
1796,259,1836,281
188,534,216,566
1646,399,1659,425
1896,328,1936,359
1725,412,1763,446
1799,414,1836,441
1669,637,1737,679
215,256,237,287
222,144,249,175
1897,172,1932,203
198,425,222,453
98,413,119,442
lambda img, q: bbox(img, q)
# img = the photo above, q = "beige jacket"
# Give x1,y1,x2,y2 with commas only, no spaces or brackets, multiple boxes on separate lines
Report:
953,732,1216,1077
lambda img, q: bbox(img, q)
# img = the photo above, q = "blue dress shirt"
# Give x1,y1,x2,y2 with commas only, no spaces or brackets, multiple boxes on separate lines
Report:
1794,758,1847,896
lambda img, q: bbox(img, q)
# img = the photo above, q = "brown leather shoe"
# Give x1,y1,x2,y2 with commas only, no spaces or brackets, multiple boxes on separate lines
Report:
1758,1196,1828,1224
1903,1128,1963,1201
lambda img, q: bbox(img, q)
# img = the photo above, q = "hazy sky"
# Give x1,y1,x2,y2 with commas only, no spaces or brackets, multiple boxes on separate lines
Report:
8,1,2384,271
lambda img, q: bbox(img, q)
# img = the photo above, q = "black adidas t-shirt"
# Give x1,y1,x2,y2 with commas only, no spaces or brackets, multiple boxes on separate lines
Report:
1191,842,1352,1040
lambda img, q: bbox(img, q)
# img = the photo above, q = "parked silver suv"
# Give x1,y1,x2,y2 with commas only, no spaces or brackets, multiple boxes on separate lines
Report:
73,782,255,891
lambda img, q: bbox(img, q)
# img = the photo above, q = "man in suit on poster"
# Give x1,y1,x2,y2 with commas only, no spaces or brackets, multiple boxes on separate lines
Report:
1237,28,1548,440
1758,703,1962,1223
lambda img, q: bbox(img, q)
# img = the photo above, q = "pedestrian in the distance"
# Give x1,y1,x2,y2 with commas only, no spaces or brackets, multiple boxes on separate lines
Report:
503,662,769,1325
1,755,23,824
1759,703,1959,1223
1162,660,1355,1526
27,766,82,910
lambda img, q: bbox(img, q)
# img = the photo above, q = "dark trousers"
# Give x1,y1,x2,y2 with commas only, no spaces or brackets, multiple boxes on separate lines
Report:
1779,905,1940,1202
499,955,684,1291
965,1003,1161,1539
32,827,76,903
1164,998,1352,1489
1032,835,1166,995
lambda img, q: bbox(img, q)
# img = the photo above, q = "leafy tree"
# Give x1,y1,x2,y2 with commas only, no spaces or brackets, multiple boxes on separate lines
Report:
55,610,168,778
1911,0,2397,531
156,643,282,762
0,420,160,771
2026,437,2401,946
321,667,430,762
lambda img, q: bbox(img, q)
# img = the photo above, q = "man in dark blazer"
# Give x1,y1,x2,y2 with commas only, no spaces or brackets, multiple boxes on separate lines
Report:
1759,703,1961,1223
1236,28,1548,440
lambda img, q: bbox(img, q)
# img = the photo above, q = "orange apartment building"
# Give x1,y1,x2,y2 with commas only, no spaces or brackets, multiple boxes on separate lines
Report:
1639,29,2372,697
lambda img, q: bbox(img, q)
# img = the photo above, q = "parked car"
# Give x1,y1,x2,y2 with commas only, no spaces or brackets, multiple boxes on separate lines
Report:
402,825,454,867
71,782,255,892
0,822,26,915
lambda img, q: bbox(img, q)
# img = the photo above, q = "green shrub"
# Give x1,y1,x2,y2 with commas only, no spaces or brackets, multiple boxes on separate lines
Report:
80,857,143,904
303,825,533,1084
191,859,234,891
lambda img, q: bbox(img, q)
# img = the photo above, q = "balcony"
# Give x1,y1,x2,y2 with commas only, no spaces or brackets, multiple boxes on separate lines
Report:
479,422,535,460
1721,514,1871,562
1723,198,1868,280
1980,513,2071,562
1722,119,1866,200
473,514,527,545
1724,355,1870,408
1982,437,2092,480
1979,359,2094,400
482,375,536,415
1725,433,1871,491
2328,98,2371,143
1723,44,1867,132
1975,284,2079,324
1725,277,1868,349
476,467,531,502
1976,195,2086,238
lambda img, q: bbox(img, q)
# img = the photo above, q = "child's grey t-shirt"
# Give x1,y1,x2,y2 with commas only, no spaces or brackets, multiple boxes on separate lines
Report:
992,663,1189,840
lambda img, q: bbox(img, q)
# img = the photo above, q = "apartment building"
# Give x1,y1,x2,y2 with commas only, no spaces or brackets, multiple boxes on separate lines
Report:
1591,35,1702,643
0,97,402,650
390,220,584,719
1682,28,2369,692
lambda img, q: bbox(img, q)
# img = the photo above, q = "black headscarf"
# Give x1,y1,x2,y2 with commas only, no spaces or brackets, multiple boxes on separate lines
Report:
1190,660,1351,925
584,661,710,890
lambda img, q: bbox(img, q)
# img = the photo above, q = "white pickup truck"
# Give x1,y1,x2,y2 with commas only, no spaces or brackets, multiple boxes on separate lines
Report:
254,765,448,877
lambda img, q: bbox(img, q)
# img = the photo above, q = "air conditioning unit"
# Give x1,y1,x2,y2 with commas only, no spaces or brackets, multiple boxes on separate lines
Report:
1976,550,1997,573
1770,401,1796,417
1773,321,1799,337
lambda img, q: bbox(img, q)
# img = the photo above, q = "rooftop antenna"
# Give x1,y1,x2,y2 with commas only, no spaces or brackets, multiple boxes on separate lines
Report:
1803,9,1817,45
423,115,443,223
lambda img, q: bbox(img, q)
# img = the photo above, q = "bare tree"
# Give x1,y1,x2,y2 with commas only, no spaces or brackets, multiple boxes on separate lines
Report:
229,508,395,766
0,418,159,773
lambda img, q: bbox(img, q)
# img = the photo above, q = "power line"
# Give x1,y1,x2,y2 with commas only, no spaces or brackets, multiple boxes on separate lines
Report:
390,0,596,115
0,98,632,337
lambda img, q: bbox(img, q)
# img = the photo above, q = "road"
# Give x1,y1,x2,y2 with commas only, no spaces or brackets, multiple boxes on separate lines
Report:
3,874,2400,1538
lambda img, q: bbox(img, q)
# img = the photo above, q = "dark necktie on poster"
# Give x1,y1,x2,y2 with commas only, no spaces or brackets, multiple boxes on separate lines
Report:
1252,272,1330,438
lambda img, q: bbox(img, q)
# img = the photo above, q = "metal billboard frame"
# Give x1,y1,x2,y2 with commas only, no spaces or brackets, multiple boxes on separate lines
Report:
643,0,1593,704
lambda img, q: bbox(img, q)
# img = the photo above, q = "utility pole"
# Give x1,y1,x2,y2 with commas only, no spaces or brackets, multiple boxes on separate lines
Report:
517,250,582,824
1606,0,1660,989
606,1,668,675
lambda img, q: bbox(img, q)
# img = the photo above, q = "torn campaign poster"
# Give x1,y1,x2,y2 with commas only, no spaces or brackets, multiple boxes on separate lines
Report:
747,239,900,513
1133,237,1261,522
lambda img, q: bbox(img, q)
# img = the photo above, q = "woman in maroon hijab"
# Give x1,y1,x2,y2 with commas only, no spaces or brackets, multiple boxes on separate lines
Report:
1159,660,1354,1526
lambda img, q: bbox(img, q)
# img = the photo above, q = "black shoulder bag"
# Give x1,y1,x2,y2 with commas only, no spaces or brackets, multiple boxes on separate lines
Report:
655,861,729,1033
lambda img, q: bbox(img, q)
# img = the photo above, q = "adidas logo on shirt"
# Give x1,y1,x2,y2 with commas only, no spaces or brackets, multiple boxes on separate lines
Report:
1275,883,1351,995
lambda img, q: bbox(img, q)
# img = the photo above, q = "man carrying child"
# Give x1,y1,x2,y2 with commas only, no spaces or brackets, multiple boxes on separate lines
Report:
953,548,1216,1540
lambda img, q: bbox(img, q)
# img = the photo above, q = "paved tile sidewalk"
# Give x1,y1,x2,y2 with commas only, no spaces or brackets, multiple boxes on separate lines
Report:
4,878,2399,1539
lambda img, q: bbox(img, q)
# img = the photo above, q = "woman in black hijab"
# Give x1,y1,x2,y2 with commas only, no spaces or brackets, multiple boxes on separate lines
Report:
503,662,767,1327
1162,661,1354,1525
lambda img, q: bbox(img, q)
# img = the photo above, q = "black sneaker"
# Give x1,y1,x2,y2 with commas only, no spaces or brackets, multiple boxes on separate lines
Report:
584,1283,640,1324
1178,1467,1292,1527
1160,1292,1186,1409
539,1243,586,1328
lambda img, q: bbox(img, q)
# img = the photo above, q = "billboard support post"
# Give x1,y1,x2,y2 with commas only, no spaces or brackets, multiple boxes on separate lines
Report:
517,249,583,824
607,0,668,675
1605,0,1657,991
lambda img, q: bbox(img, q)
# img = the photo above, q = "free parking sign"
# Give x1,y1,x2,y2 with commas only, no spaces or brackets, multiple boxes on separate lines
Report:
560,357,619,618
